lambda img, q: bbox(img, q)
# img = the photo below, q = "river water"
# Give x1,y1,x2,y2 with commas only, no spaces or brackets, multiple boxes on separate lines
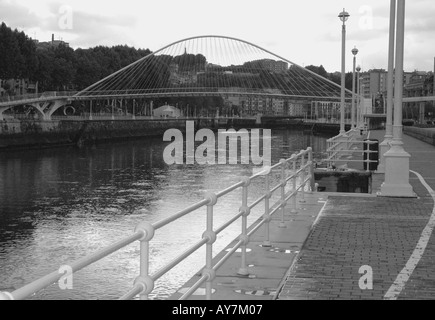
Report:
0,128,330,300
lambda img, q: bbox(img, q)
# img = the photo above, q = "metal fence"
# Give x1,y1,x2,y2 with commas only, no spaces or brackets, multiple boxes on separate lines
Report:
324,127,378,171
0,148,315,301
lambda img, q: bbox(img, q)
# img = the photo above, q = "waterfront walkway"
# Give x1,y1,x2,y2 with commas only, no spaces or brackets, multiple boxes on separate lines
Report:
278,130,435,300
170,129,435,300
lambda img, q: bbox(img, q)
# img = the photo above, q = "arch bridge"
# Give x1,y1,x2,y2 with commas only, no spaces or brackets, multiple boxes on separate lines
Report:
0,35,353,121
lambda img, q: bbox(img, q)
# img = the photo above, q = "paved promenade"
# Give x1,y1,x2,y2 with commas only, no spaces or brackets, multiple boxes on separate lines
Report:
170,129,435,300
278,130,435,300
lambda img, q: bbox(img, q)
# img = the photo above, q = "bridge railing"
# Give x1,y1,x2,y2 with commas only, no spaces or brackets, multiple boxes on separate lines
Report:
0,93,42,103
324,127,378,171
0,147,314,301
0,91,77,104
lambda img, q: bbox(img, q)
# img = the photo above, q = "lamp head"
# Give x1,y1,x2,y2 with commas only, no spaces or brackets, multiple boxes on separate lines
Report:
352,47,359,56
338,9,350,22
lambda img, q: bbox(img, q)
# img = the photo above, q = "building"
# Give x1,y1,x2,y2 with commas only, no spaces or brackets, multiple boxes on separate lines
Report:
35,34,69,50
404,71,432,98
360,68,414,100
153,104,182,118
249,59,288,73
360,69,388,99
0,78,38,96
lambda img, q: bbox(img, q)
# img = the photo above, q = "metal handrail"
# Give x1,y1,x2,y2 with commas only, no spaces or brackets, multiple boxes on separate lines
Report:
0,147,314,301
324,127,379,171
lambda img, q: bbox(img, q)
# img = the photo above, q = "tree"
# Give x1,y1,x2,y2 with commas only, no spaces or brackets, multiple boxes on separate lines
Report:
35,49,55,91
15,29,37,79
0,22,24,79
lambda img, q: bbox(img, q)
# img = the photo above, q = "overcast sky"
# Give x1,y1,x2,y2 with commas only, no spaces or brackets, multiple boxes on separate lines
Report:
1,0,434,73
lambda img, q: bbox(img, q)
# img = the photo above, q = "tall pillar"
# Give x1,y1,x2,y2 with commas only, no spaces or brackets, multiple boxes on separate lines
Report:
377,0,396,173
356,67,361,128
380,0,414,197
351,47,358,128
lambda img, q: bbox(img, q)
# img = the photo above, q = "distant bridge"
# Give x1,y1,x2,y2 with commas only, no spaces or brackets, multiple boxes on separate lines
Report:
0,35,354,121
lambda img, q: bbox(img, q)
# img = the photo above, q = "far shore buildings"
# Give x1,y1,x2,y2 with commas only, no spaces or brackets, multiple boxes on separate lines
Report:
33,34,70,49
359,68,434,114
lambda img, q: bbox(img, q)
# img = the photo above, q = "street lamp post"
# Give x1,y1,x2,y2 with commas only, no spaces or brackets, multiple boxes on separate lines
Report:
380,0,414,197
351,47,359,128
356,66,361,127
339,9,350,134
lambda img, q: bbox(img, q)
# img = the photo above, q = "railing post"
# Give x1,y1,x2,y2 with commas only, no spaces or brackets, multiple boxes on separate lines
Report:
300,150,306,203
327,138,333,169
134,222,155,300
365,147,370,173
262,173,272,247
290,153,298,214
308,147,315,192
238,178,251,276
279,159,287,228
89,100,93,121
203,193,217,300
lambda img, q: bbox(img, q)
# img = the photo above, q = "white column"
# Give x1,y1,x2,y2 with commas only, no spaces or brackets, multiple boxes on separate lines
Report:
351,49,358,128
380,0,414,197
378,0,396,173
340,11,347,134
356,68,361,128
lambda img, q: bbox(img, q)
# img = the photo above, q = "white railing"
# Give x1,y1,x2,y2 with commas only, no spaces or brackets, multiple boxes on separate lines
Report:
0,148,315,301
0,91,77,106
324,127,378,171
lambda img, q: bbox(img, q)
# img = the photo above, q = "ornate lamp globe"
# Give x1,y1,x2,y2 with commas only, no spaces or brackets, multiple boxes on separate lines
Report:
352,47,359,56
338,9,350,22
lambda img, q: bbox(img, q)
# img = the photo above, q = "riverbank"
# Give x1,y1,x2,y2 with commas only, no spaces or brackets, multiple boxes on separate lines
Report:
0,118,215,150
0,117,341,150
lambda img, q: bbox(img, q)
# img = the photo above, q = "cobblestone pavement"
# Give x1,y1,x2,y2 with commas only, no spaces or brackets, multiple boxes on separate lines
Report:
278,130,435,300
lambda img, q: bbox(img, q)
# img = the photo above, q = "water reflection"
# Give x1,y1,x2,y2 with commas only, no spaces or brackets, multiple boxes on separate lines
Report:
0,129,330,299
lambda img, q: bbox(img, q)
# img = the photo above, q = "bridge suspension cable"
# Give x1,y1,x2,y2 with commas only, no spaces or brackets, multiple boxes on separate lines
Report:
74,35,353,101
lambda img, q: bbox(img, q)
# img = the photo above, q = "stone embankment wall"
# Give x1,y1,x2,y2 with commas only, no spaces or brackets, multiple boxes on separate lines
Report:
0,117,341,150
0,118,216,149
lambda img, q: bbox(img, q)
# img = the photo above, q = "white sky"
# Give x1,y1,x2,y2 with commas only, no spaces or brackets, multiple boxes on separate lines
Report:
1,0,435,73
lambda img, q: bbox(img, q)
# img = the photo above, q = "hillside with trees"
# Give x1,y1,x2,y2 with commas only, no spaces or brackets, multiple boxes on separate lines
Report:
0,22,152,93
